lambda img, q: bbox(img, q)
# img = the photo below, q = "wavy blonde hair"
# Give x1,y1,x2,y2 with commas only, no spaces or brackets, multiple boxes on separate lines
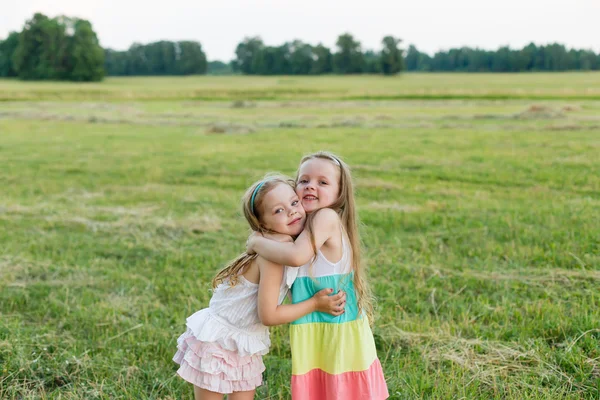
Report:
297,151,374,324
212,175,295,288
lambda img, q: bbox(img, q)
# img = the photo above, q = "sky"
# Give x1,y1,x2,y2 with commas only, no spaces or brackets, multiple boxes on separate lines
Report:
2,0,599,61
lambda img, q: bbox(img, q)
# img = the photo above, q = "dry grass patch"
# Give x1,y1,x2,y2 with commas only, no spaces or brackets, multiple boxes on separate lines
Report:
206,123,255,134
515,105,565,119
230,100,256,109
382,327,597,393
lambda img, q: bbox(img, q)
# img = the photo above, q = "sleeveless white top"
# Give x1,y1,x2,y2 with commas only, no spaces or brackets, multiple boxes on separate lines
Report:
297,229,352,279
183,266,297,357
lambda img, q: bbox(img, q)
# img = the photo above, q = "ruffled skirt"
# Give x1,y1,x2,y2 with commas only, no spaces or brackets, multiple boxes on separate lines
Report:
173,309,269,394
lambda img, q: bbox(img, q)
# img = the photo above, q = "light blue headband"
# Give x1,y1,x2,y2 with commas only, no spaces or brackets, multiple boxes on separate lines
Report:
251,181,265,214
330,155,341,166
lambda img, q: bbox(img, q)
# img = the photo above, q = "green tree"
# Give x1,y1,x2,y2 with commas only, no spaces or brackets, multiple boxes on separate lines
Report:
252,44,291,75
0,32,20,77
161,41,178,74
578,50,598,70
13,13,68,80
380,36,404,75
405,45,419,71
207,60,233,75
289,40,313,75
144,41,177,75
333,33,364,74
404,45,432,71
234,37,264,74
104,49,129,75
11,13,105,81
312,44,332,74
127,43,150,75
176,41,207,75
546,43,569,71
68,19,104,81
364,50,381,73
520,43,538,71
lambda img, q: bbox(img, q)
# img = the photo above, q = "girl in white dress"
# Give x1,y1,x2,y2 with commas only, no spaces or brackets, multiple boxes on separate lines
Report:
173,175,346,400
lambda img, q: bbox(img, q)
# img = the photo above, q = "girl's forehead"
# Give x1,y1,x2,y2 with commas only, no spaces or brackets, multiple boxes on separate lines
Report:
298,158,339,177
263,183,295,203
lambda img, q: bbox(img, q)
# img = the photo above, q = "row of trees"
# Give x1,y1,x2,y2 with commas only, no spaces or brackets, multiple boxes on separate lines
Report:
405,44,600,72
0,13,208,80
2,13,600,80
104,34,404,76
232,34,404,75
233,36,600,75
0,13,104,81
104,41,207,76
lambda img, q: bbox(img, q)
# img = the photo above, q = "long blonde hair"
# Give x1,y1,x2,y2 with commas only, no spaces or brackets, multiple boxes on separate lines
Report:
297,151,375,324
212,175,295,288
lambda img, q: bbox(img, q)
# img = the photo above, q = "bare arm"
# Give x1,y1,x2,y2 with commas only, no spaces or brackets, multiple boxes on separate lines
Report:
248,208,339,267
257,256,345,326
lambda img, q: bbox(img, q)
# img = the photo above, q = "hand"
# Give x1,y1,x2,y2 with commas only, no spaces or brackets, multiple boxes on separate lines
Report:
246,232,261,254
313,289,346,316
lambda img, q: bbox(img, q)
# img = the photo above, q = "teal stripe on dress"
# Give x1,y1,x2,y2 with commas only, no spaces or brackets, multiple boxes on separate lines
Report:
291,273,359,325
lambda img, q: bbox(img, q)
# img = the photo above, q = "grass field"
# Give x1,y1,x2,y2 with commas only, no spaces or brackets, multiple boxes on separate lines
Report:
1,73,599,399
1,73,600,101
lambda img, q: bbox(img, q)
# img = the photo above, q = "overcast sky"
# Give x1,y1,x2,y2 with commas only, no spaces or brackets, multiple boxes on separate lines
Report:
2,0,599,61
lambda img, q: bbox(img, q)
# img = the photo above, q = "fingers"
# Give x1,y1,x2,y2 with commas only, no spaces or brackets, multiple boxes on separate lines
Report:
316,288,334,296
334,301,346,311
330,291,342,301
324,298,346,316
330,290,345,302
330,308,345,316
330,299,346,312
316,289,348,317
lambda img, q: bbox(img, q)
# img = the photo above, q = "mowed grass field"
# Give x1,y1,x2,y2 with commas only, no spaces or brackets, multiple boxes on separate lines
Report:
1,73,599,399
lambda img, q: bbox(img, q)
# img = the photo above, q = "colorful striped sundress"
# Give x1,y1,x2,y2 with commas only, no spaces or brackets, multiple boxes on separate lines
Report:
289,228,389,399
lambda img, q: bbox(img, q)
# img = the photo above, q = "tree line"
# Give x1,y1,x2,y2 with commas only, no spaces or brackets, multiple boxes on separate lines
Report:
405,44,600,72
2,13,600,81
231,34,404,75
0,13,207,81
104,41,207,76
232,36,600,74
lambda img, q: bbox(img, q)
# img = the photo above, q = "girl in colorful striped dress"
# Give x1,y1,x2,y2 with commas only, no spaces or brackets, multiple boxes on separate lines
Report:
173,175,346,400
247,152,389,400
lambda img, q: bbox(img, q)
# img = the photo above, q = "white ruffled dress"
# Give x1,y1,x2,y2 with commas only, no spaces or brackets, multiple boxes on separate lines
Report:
173,266,297,394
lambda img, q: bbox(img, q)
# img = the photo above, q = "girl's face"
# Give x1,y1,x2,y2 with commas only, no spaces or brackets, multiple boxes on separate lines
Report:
296,158,340,214
260,183,306,236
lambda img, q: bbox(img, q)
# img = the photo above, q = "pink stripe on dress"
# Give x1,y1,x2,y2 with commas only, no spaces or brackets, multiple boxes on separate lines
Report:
291,358,389,400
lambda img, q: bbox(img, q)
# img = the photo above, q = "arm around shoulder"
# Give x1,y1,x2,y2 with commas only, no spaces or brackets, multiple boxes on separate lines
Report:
249,208,340,267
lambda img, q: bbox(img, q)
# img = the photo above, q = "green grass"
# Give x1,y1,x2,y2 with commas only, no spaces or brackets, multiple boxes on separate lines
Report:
1,74,599,399
1,72,600,101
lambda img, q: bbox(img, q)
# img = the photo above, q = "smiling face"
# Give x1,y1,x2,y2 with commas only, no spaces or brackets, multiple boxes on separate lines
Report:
295,158,340,213
259,183,306,236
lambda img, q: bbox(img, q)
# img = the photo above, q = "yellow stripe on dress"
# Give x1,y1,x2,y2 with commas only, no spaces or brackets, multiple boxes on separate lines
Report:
290,317,378,375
